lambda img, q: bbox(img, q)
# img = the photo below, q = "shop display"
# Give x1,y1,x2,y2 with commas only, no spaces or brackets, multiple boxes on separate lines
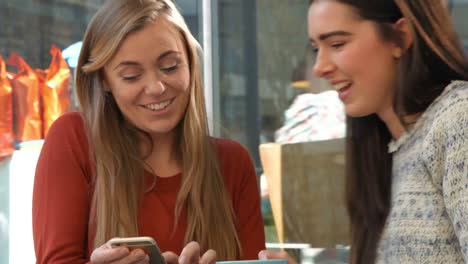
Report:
0,46,72,153
0,56,14,160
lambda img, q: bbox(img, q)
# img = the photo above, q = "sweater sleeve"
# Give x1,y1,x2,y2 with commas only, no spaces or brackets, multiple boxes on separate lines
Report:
230,141,266,260
424,92,468,259
32,112,92,263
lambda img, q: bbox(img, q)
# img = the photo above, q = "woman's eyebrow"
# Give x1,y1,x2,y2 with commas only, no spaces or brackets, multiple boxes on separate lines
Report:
157,50,181,61
310,30,352,43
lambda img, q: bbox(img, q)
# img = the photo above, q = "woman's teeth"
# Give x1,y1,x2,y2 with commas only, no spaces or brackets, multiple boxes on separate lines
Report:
145,99,172,111
333,82,351,91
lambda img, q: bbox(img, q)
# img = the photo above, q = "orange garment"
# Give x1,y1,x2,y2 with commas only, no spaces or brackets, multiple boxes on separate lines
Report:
41,45,71,136
8,53,42,142
32,112,265,264
0,56,14,160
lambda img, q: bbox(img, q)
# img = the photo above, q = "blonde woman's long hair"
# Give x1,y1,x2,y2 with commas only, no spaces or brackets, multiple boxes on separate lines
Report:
75,0,241,259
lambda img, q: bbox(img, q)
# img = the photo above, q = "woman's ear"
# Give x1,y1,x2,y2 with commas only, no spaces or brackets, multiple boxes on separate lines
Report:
392,17,414,58
102,77,112,92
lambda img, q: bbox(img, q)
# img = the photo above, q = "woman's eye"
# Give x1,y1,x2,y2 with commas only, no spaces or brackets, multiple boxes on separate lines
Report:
309,43,319,54
160,64,178,72
122,75,141,81
331,42,345,49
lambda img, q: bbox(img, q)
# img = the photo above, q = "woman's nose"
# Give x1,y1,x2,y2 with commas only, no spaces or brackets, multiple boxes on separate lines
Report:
145,79,166,96
312,50,335,78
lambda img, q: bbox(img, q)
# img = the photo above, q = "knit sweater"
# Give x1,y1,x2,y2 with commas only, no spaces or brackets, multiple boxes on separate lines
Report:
376,81,468,263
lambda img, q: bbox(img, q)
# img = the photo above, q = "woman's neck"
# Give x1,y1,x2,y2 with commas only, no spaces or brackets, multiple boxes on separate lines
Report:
377,107,406,140
142,131,182,177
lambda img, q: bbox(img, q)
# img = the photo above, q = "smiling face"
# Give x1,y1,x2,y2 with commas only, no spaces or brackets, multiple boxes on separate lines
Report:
308,0,401,117
103,16,190,137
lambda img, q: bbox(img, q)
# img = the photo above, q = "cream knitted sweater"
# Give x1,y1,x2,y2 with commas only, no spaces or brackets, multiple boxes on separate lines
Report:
376,81,468,263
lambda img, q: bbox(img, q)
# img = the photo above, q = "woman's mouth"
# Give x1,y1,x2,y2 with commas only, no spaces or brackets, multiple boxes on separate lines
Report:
144,98,174,111
332,82,352,101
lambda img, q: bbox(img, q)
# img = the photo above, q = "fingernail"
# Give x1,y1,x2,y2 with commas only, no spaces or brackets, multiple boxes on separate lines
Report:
258,251,267,260
120,247,129,254
179,255,186,264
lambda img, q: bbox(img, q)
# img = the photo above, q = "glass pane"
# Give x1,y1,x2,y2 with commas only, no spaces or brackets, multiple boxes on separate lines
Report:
215,0,312,165
213,0,343,248
451,0,468,54
177,0,202,41
214,0,345,171
1,2,105,262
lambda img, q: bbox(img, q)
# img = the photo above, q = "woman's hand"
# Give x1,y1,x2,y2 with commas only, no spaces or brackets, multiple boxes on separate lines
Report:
90,242,149,264
163,241,216,264
258,250,296,264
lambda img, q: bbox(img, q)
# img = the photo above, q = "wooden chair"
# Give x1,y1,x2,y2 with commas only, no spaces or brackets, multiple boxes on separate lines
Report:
259,138,349,247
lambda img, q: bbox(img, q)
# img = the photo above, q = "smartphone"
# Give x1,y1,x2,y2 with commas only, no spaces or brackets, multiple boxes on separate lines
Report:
108,236,166,264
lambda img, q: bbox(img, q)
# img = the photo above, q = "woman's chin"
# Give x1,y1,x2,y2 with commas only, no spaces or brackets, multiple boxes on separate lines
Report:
345,105,374,118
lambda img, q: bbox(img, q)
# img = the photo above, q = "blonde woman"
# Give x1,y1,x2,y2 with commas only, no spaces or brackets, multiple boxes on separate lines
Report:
32,0,265,263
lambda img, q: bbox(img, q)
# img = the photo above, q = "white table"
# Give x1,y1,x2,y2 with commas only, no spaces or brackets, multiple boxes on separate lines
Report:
0,146,42,264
